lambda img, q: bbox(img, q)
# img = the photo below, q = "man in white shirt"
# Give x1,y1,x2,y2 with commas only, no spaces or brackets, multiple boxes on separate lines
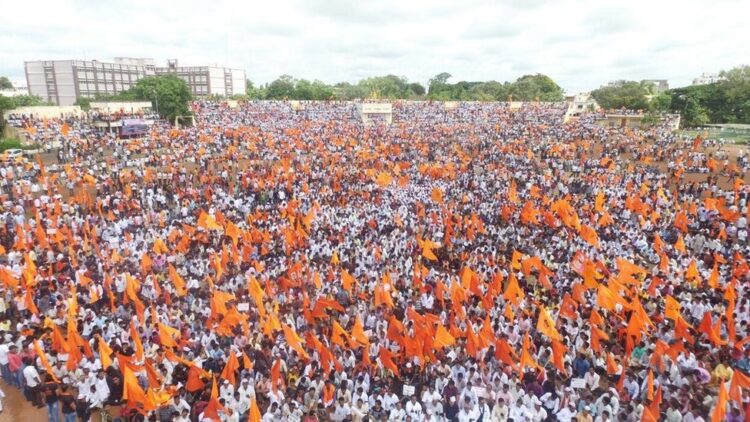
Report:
458,396,480,422
389,401,406,421
584,367,601,390
405,395,423,420
476,396,491,421
556,402,578,422
330,397,351,421
23,362,43,406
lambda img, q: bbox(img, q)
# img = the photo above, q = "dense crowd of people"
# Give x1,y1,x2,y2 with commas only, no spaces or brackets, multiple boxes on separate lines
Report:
0,99,749,422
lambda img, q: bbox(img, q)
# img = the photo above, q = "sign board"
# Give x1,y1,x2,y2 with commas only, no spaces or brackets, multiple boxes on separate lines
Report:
472,386,488,398
570,378,586,389
403,385,415,396
237,303,250,312
360,103,393,114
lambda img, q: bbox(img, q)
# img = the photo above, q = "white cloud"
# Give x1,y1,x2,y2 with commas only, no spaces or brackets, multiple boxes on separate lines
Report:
1,0,748,93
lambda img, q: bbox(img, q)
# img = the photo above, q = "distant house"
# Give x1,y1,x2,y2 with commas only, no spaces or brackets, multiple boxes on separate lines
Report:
565,92,599,119
692,72,725,86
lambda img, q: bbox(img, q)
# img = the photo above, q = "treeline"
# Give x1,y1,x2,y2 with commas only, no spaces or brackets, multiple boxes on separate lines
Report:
0,94,50,131
74,75,193,121
242,72,565,102
590,65,750,127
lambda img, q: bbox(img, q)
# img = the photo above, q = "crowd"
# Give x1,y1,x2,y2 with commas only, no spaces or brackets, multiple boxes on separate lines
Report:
0,99,749,422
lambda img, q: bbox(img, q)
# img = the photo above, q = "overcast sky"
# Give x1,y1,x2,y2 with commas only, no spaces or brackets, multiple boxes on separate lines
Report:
2,0,748,93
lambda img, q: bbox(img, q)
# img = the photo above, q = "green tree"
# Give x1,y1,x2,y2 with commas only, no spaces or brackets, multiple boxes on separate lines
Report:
266,75,296,99
333,82,368,100
649,92,672,113
718,65,750,123
590,81,650,110
0,77,13,90
309,80,334,100
245,80,267,100
123,75,192,121
428,72,453,98
74,97,92,111
509,74,565,101
408,82,426,97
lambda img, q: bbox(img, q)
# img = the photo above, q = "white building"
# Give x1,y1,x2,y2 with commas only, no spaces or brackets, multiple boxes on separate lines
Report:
154,60,246,98
692,72,725,86
25,58,247,105
565,92,598,119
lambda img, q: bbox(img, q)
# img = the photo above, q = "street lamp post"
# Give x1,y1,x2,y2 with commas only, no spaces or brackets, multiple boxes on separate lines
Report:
152,89,159,117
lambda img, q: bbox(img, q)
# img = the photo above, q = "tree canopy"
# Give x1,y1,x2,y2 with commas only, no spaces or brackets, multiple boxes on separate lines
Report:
0,77,13,90
246,72,562,102
590,81,652,110
427,73,564,102
73,75,192,121
588,66,750,127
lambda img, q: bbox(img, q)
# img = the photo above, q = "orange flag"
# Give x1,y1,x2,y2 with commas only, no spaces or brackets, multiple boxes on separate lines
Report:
711,383,727,422
536,306,562,341
579,225,599,247
202,376,225,422
270,359,282,392
606,353,619,375
433,324,456,349
350,317,369,348
550,340,567,374
378,346,400,377
220,351,240,386
130,321,144,361
729,369,750,402
341,270,356,293
331,321,349,347
664,295,681,321
158,323,180,349
503,273,525,304
282,323,308,359
98,336,113,369
248,398,262,422
431,187,444,204
122,365,155,412
33,340,60,382
518,334,539,375
186,364,206,392
167,264,187,296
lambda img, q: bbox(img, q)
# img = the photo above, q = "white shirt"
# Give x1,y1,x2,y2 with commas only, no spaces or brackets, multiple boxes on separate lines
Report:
0,344,8,365
406,400,423,419
23,365,41,387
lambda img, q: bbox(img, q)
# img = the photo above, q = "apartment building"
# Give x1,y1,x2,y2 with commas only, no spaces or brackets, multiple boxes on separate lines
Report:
25,58,246,105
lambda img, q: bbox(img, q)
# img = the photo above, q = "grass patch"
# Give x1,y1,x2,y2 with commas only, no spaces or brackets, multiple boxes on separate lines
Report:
679,128,750,145
0,138,39,152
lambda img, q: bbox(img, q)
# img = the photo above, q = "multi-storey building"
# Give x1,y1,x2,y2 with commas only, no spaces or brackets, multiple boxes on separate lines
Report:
24,58,246,105
154,59,246,98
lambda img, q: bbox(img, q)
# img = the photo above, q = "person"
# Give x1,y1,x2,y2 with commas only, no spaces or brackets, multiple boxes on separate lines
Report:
405,395,423,420
59,385,77,422
331,397,351,421
22,358,42,407
2,99,749,422
40,373,60,422
389,400,406,421
458,396,479,422
556,401,577,422
577,405,594,422
491,397,508,421
351,397,368,421
370,399,387,421
476,396,491,421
